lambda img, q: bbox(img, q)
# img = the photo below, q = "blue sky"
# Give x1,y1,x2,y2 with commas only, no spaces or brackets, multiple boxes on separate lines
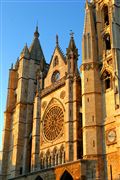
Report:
0,0,85,150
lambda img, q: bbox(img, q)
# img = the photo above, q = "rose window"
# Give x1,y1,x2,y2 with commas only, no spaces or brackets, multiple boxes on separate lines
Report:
43,106,64,141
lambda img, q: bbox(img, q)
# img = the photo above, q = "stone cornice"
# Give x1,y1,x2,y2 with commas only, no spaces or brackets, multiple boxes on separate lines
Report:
82,92,101,96
80,62,100,72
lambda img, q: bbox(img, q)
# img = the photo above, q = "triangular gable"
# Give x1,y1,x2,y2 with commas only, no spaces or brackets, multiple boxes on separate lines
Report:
44,46,66,88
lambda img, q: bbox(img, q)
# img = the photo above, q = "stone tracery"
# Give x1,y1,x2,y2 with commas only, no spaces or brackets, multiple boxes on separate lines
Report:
43,106,64,141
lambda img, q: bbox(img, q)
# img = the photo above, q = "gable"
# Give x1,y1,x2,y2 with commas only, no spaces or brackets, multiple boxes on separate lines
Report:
44,47,66,88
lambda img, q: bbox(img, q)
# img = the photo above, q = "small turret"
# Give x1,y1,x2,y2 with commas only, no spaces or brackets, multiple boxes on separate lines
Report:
20,43,30,59
66,31,78,60
66,32,78,75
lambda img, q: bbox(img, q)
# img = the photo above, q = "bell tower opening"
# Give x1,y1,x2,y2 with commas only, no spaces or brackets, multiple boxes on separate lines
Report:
103,5,109,26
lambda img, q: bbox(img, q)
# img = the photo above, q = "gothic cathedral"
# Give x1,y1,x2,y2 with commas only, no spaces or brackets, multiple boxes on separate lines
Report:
1,0,120,180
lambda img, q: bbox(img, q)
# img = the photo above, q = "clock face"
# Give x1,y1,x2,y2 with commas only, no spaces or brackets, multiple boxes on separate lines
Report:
43,106,64,141
107,130,116,143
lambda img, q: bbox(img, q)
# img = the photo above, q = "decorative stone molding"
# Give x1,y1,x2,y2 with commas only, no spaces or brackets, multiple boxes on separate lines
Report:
80,62,100,72
100,60,114,79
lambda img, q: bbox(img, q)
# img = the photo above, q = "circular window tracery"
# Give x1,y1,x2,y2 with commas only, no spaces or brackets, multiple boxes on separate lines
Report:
51,71,60,83
43,106,64,141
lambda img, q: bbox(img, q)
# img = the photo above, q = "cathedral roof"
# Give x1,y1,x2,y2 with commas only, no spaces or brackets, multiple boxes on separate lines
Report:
29,26,45,61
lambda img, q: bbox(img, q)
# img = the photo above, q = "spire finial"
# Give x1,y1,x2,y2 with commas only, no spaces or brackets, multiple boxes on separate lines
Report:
70,30,74,38
34,23,39,38
11,63,13,69
56,34,59,46
36,22,38,32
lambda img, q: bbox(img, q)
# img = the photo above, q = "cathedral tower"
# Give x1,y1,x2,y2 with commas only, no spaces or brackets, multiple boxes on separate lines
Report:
1,27,48,179
81,0,120,179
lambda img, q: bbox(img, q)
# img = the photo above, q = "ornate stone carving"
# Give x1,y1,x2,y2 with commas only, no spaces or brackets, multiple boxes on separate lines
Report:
80,62,100,72
100,60,114,79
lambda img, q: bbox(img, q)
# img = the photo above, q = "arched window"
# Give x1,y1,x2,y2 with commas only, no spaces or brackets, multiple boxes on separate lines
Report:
35,175,43,180
60,145,65,164
103,5,109,26
46,149,51,168
53,56,59,67
60,170,73,180
40,152,45,169
102,70,112,91
53,147,58,166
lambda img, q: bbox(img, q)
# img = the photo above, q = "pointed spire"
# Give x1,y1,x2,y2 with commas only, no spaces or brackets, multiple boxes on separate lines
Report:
34,25,39,38
66,31,78,60
20,43,30,59
56,34,59,46
82,0,97,62
29,26,45,61
67,31,77,51
15,57,19,69
11,63,13,69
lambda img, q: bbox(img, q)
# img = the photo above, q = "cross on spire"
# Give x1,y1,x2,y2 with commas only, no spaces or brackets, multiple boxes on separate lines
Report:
70,30,74,38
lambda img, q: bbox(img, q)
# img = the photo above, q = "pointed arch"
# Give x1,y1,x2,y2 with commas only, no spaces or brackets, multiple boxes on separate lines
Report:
101,67,114,91
53,146,58,166
53,55,59,67
60,170,73,180
101,65,114,80
46,149,51,168
44,97,65,112
35,175,43,180
40,152,45,169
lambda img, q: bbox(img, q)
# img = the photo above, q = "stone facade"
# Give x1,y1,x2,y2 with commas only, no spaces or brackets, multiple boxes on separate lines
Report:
1,0,120,180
